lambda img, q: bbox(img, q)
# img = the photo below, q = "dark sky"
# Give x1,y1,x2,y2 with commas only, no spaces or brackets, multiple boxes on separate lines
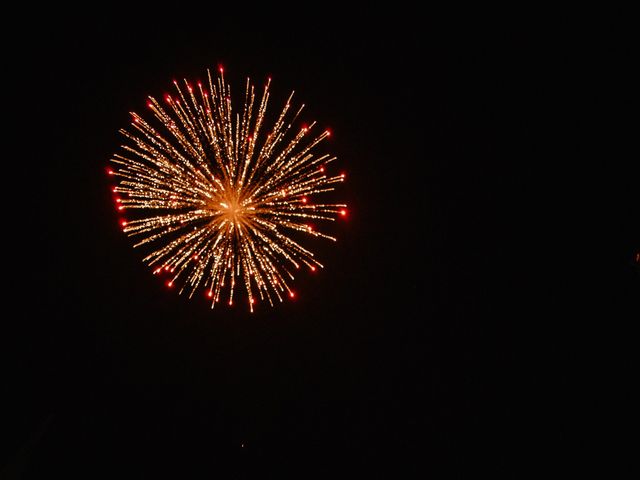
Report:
3,11,636,479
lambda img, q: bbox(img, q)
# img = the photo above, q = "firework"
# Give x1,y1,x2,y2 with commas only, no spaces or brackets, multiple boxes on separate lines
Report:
109,68,346,311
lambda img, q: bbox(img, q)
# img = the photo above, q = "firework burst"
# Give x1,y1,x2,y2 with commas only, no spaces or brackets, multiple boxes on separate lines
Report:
109,68,347,311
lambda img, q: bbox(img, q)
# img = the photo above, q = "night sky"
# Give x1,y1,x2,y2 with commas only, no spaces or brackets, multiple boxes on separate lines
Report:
3,12,636,479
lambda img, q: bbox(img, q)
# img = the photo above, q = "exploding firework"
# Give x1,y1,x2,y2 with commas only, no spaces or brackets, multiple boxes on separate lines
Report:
108,68,347,311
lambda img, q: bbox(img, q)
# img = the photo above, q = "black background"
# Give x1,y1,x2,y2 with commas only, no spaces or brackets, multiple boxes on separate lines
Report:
3,10,636,479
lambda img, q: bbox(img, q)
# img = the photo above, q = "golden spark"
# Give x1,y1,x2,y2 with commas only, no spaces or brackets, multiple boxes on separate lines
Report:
109,68,347,311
